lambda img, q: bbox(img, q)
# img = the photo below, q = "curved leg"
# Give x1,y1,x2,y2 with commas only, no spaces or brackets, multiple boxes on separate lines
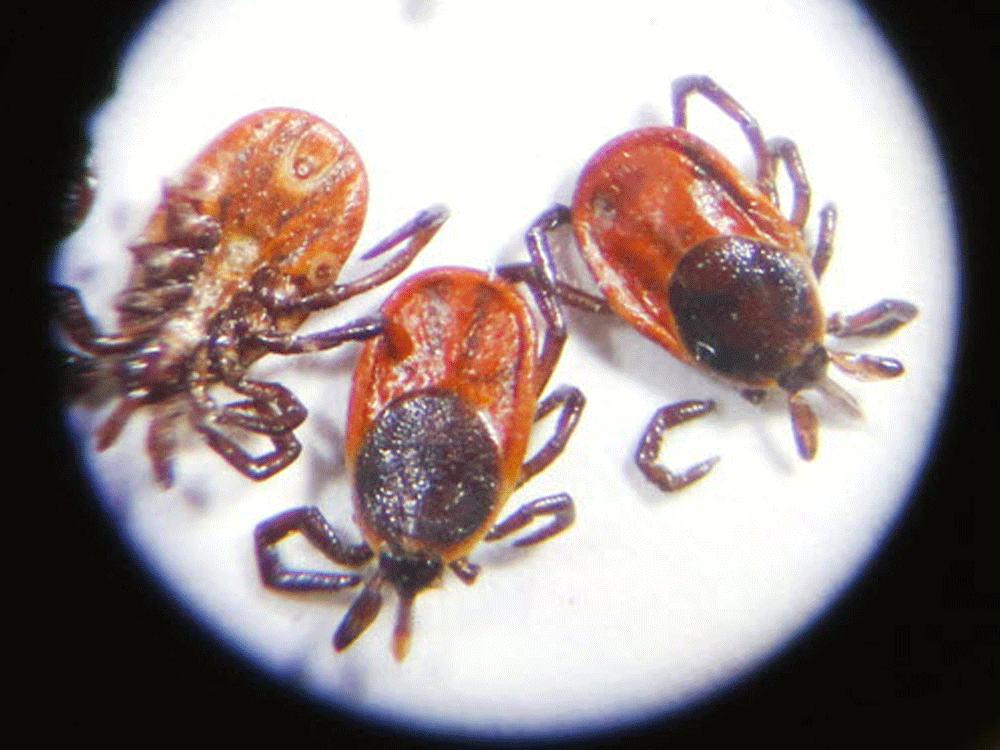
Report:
282,204,449,312
635,399,719,492
485,492,575,548
254,506,373,591
812,203,837,280
50,285,138,354
250,314,384,354
209,379,308,435
768,137,811,229
672,76,776,204
496,206,572,392
193,410,303,480
518,385,585,487
496,204,614,317
203,314,384,437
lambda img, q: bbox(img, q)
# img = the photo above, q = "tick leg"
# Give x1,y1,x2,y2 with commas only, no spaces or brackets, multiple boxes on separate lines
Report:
212,379,308,435
485,493,575,548
334,573,386,654
498,264,614,316
128,244,207,283
788,393,819,460
768,137,811,229
518,385,585,488
497,207,571,392
255,506,372,592
251,314,384,354
50,285,138,354
812,204,837,280
828,351,905,381
636,400,719,492
555,280,615,314
449,558,481,584
290,204,449,312
194,413,303,480
146,404,183,489
827,299,918,338
672,76,776,204
116,282,193,315
496,204,614,318
96,396,143,450
205,315,384,437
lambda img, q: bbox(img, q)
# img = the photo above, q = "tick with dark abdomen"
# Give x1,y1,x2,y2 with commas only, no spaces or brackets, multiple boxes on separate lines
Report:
52,108,447,487
536,75,916,490
255,210,584,660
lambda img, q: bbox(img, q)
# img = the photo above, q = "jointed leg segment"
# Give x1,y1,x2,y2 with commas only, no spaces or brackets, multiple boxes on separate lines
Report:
255,506,373,592
636,399,719,492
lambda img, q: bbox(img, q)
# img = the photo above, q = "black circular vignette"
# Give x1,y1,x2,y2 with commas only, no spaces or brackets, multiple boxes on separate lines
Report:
24,2,992,748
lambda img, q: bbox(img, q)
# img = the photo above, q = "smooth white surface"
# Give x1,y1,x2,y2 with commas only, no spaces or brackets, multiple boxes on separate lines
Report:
55,0,956,739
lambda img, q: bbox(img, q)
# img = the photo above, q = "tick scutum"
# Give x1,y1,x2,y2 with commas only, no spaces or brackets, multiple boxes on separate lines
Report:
355,389,500,552
668,236,824,384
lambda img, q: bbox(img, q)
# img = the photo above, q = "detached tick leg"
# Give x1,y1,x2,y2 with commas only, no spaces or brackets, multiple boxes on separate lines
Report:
255,506,373,592
636,400,719,492
485,493,575,548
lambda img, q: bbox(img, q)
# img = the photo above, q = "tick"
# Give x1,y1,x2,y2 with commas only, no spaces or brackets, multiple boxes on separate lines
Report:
538,75,917,490
52,108,447,487
254,211,584,660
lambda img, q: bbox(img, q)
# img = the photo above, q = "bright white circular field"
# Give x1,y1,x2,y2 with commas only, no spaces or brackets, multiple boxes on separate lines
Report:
54,0,956,740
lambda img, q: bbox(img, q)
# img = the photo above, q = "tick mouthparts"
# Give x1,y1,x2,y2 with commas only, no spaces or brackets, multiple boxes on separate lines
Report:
814,375,864,420
392,595,416,662
333,576,385,652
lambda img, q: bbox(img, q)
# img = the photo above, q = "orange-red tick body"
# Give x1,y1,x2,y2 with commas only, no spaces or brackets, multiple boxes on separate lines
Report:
53,108,446,486
255,215,584,660
545,76,917,489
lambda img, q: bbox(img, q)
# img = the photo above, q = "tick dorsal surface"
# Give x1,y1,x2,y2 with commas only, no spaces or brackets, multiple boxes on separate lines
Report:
354,389,501,551
668,235,825,387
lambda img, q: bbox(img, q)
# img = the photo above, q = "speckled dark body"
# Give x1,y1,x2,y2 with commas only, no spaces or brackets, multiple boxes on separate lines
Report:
355,389,500,551
549,76,916,486
668,236,824,385
255,245,585,660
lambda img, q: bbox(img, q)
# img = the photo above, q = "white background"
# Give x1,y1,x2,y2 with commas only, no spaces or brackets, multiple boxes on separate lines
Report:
54,0,957,740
